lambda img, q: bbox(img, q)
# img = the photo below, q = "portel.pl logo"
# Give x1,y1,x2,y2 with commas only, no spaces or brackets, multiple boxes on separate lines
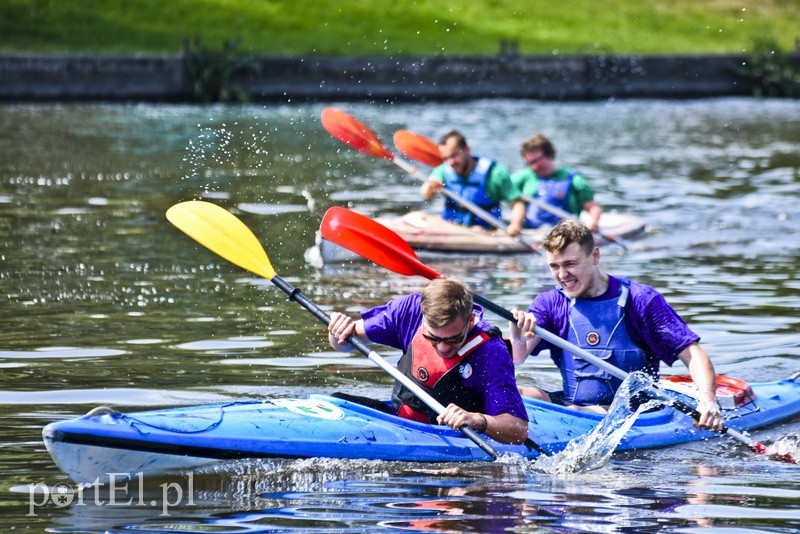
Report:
27,472,195,517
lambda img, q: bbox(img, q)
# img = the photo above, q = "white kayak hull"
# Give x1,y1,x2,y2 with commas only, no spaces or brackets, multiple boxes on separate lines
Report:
314,210,645,263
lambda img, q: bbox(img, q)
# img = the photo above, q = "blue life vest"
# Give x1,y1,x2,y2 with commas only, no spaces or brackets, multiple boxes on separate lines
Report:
442,156,501,228
558,278,651,406
524,171,574,228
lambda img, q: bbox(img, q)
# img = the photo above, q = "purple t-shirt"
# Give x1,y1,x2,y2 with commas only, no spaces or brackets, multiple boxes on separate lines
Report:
528,275,699,373
361,294,528,421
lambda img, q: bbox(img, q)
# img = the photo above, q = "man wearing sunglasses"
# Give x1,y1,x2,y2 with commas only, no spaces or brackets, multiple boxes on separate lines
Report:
328,277,529,444
511,133,602,232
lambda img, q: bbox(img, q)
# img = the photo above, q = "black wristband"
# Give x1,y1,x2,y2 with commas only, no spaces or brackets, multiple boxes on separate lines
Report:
479,413,488,433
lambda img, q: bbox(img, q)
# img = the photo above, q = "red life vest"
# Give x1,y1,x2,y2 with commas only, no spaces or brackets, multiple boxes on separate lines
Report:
392,325,499,423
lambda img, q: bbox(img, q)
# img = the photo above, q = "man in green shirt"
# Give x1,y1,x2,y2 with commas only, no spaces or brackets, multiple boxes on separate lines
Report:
421,130,527,236
511,134,602,232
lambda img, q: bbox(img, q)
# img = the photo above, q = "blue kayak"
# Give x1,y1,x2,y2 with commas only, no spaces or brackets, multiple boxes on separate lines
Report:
44,374,800,483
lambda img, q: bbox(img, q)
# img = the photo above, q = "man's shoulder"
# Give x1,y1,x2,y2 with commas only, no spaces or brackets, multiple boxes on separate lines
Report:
561,167,593,188
486,159,510,178
554,166,580,180
625,279,665,307
471,333,514,366
531,288,567,312
396,292,423,309
510,167,535,182
626,278,658,295
534,287,565,301
365,293,421,320
430,164,447,180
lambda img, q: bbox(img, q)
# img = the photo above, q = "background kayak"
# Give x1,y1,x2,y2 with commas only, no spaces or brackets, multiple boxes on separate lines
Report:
313,210,645,263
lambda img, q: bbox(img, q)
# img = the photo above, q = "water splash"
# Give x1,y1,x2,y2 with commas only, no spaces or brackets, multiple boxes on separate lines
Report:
181,122,270,191
192,457,391,493
765,434,800,464
534,372,659,474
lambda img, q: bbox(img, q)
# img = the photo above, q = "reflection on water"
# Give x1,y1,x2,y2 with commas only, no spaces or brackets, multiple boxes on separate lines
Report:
14,455,800,532
1,98,799,531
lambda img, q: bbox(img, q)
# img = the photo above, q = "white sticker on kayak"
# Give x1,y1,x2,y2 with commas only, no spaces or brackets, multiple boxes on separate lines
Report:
272,399,345,420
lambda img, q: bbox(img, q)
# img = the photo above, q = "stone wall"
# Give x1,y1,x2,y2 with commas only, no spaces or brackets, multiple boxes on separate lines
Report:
0,53,758,102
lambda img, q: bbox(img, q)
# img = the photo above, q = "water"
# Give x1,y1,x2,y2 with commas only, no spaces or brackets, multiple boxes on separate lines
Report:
1,98,799,532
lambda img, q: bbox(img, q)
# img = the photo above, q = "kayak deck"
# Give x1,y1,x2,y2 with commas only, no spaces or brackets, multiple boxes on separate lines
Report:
43,375,800,483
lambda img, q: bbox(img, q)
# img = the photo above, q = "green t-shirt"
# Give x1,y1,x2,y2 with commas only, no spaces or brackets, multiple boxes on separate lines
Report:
431,159,521,203
510,167,594,215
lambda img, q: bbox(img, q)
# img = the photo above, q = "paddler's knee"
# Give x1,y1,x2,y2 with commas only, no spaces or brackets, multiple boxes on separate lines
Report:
518,386,551,402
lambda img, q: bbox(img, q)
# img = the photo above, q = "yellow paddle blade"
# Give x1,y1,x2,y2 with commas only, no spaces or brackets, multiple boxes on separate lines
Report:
166,201,276,280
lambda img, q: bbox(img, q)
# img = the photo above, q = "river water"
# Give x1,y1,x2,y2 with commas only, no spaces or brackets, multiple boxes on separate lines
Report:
1,98,799,532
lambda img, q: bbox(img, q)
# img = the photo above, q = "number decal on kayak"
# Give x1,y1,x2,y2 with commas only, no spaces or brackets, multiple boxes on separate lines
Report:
272,399,345,420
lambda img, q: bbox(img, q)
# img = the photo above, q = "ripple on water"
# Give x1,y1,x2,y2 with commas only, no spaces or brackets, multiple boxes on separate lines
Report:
238,202,308,215
176,337,275,353
0,347,126,359
0,387,233,406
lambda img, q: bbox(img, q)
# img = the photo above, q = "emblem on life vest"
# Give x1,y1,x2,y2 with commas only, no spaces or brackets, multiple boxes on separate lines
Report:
417,367,429,381
459,363,473,379
586,332,600,346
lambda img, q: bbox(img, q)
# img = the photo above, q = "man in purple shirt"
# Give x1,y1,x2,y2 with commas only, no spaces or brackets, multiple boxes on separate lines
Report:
510,220,724,431
328,277,529,444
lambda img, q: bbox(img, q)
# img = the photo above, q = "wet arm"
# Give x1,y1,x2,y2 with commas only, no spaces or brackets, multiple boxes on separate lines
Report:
506,199,527,237
437,405,529,444
582,200,602,232
509,310,540,364
677,342,724,432
420,176,443,200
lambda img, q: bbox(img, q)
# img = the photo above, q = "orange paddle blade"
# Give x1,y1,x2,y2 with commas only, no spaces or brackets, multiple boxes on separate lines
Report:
320,207,442,280
321,107,395,161
394,130,444,167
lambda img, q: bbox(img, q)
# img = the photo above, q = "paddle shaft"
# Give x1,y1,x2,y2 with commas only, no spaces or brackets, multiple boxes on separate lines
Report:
392,158,542,254
320,205,793,462
518,193,629,250
471,292,765,451
269,274,501,460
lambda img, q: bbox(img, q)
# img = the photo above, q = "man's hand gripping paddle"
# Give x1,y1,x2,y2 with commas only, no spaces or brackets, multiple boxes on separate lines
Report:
320,205,796,464
166,200,501,460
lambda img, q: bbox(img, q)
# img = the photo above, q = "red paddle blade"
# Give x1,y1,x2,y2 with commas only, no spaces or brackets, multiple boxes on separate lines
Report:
321,107,395,161
748,441,797,464
393,130,444,167
774,452,797,464
320,207,442,280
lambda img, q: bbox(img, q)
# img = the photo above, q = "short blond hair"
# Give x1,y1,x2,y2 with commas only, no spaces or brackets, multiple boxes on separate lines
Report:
420,278,473,328
542,219,595,255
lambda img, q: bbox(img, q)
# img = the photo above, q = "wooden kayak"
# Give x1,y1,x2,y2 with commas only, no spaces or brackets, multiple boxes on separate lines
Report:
314,210,645,263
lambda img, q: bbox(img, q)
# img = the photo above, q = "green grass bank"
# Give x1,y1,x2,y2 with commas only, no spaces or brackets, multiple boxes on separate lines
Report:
1,0,798,56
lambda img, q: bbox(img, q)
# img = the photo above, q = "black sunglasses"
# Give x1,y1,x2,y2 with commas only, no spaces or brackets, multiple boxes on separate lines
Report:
421,318,471,346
